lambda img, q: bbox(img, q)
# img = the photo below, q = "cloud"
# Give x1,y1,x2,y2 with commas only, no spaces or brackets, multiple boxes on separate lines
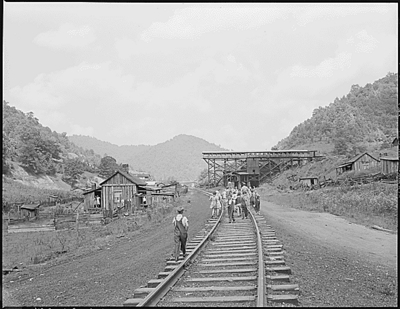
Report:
139,4,393,43
34,23,95,50
140,5,285,42
294,3,392,26
6,57,244,146
265,29,395,106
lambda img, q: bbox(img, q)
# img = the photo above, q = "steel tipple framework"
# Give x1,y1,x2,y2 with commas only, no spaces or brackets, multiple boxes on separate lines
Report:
202,150,322,188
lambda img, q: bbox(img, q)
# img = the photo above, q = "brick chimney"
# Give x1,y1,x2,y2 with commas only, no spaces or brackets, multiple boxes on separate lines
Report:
122,164,130,174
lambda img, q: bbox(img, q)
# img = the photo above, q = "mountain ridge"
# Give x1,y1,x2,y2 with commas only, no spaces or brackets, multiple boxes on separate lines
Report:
68,134,228,181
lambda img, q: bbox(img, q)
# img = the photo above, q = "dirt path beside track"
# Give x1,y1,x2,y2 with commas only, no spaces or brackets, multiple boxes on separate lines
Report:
259,198,397,307
259,199,397,269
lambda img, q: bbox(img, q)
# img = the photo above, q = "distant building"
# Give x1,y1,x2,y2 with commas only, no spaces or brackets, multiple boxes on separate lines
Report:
299,177,319,188
20,203,41,219
130,172,152,181
380,156,399,175
335,152,380,177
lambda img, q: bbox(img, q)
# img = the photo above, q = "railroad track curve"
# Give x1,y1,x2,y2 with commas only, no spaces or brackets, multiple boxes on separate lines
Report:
123,188,299,307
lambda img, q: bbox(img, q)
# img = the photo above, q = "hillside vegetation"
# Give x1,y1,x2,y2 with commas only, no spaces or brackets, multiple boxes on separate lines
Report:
273,72,398,157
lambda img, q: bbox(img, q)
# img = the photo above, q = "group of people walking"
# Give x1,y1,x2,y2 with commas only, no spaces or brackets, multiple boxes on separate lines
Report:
209,183,261,223
171,182,262,263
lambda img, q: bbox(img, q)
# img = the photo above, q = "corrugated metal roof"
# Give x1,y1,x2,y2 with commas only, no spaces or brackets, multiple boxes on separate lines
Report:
99,170,147,186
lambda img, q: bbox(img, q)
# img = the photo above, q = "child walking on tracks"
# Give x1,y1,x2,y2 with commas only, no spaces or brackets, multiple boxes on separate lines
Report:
172,206,189,262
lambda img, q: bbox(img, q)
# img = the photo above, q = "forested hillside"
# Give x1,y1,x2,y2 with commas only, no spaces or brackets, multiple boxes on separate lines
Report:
2,100,101,187
69,134,227,181
273,72,398,155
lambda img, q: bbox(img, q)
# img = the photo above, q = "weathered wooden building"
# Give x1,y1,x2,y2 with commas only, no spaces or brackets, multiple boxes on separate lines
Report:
99,170,147,218
336,152,380,177
380,157,399,174
20,203,41,219
299,177,319,188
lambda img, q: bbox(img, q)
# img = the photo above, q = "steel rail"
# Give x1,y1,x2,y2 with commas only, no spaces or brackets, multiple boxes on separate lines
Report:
135,189,222,307
248,207,266,306
197,187,265,306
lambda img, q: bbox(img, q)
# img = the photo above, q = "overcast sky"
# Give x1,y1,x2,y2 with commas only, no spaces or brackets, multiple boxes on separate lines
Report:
3,3,398,151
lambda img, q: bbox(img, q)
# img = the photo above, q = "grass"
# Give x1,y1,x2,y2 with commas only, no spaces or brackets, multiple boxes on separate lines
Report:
2,200,178,269
260,182,398,232
2,177,81,205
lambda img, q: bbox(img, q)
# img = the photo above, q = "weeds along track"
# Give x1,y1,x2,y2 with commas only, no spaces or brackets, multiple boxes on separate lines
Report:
123,189,299,307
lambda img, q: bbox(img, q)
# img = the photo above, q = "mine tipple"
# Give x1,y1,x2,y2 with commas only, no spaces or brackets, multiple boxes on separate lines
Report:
202,150,322,188
202,150,319,159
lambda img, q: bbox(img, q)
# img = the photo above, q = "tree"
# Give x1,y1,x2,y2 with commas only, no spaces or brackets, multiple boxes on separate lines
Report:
98,156,119,178
62,158,85,186
197,168,209,186
2,131,11,174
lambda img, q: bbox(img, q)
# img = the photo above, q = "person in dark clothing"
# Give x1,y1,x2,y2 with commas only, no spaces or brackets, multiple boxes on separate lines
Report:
236,192,248,219
254,192,261,214
172,206,189,262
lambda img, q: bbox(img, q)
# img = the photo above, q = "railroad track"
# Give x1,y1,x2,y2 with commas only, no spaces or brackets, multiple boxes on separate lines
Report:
123,189,299,306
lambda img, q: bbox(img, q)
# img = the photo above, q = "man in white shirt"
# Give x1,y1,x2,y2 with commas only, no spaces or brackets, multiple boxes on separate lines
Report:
172,206,189,262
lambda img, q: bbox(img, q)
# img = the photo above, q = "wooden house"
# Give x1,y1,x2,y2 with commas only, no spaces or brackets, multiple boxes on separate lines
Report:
380,157,399,175
20,203,41,219
299,177,319,188
99,170,147,218
335,152,380,177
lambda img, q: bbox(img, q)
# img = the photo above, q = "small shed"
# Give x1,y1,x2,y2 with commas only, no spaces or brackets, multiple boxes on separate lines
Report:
380,157,399,174
20,203,41,219
82,186,102,212
99,170,147,218
299,177,319,188
335,152,380,177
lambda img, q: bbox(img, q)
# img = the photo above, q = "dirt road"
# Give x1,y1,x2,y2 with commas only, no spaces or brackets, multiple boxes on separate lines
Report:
260,199,397,269
259,197,397,307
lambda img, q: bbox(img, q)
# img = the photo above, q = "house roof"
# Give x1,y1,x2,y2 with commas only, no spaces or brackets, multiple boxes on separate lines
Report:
82,187,102,195
21,204,41,210
141,186,162,191
151,192,175,196
338,152,379,168
380,157,399,161
99,170,147,186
